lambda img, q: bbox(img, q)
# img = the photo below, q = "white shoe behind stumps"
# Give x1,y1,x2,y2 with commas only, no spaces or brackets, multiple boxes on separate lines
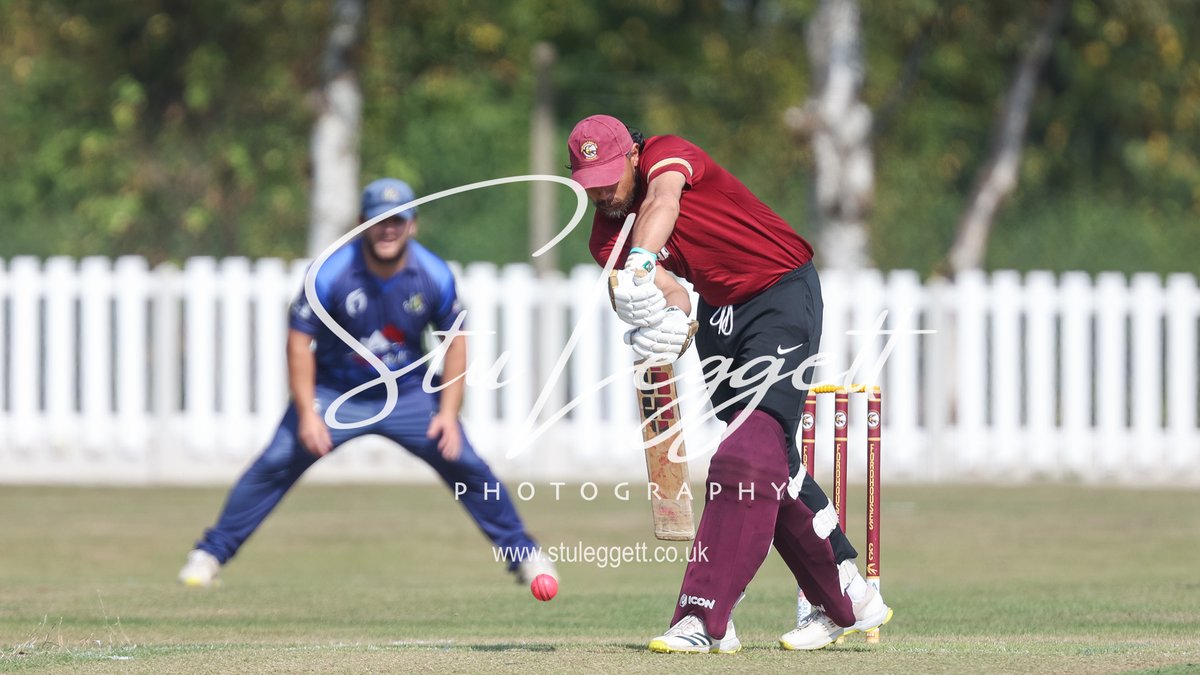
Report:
178,549,221,587
648,614,742,654
779,583,892,650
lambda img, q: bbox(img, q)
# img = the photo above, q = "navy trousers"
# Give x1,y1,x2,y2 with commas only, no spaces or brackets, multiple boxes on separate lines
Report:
195,384,536,567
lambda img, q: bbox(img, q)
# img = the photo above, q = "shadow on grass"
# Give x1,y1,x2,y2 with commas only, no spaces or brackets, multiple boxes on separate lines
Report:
465,644,556,653
620,643,646,652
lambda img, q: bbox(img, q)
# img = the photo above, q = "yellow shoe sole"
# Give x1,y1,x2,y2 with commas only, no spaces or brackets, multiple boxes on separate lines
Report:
648,639,741,654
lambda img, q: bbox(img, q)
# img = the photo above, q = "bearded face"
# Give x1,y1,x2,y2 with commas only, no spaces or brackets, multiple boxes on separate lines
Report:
362,215,415,265
588,172,643,220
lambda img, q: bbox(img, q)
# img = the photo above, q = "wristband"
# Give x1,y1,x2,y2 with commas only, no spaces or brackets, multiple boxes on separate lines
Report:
629,247,658,260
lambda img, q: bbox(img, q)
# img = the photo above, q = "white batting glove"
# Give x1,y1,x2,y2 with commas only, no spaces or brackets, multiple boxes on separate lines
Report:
609,268,667,327
623,307,698,364
624,248,658,285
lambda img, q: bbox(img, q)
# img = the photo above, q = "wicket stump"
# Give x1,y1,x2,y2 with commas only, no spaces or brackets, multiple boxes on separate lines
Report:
796,384,883,644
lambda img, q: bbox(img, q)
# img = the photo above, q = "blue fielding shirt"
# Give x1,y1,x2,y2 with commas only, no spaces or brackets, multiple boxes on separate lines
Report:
289,239,464,393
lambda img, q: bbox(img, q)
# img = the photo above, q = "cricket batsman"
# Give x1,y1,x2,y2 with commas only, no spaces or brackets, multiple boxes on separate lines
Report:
567,115,892,652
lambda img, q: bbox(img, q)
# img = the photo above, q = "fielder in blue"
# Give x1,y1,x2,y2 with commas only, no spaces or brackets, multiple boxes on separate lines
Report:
178,178,555,587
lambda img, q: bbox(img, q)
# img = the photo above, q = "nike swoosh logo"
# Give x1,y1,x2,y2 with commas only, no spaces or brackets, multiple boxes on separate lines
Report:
777,343,806,355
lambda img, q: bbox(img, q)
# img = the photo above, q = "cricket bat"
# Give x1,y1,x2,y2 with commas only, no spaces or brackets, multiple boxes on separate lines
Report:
610,269,697,541
635,362,696,540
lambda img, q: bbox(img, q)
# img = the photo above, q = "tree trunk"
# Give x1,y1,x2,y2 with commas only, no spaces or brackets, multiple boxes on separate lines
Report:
307,0,365,258
529,42,558,274
786,0,874,270
943,0,1068,275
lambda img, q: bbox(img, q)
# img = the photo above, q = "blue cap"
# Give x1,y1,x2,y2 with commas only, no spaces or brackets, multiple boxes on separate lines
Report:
361,178,417,221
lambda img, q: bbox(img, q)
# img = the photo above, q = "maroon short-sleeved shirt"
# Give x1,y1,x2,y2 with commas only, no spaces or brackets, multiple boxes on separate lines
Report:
588,135,813,306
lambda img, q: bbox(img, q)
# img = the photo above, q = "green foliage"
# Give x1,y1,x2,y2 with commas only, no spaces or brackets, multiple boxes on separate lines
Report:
868,0,1200,274
0,0,321,262
0,0,1197,273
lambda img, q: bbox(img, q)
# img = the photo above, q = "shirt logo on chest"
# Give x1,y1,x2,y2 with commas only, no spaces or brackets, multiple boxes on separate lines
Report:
403,293,426,315
345,288,368,317
357,324,408,367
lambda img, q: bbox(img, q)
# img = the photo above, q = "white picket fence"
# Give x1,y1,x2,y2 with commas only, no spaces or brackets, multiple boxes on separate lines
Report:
0,256,1197,486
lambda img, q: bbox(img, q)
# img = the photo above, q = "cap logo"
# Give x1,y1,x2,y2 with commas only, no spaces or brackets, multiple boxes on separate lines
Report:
580,140,599,161
381,187,400,202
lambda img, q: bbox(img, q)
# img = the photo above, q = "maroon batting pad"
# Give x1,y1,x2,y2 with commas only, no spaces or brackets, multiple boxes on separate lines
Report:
669,410,787,637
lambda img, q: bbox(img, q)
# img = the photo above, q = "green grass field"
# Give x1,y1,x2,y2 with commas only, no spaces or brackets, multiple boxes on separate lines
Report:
1,482,1198,673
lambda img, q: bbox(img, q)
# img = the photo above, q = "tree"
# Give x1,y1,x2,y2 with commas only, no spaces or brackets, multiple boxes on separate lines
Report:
786,0,874,270
941,0,1069,275
308,0,365,257
528,41,558,274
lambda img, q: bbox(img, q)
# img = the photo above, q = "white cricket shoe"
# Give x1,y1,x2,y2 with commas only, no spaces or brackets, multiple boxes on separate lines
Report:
779,583,892,650
648,614,742,654
515,551,558,584
177,549,221,587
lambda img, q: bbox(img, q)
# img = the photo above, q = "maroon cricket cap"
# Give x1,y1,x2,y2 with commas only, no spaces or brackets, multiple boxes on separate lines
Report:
567,115,634,189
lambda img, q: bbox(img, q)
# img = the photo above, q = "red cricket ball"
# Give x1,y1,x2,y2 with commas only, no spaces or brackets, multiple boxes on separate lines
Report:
530,573,558,602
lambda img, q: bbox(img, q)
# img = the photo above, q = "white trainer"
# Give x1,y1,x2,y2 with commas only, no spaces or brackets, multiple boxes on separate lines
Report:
648,614,742,654
177,549,221,587
515,551,558,584
779,583,893,650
